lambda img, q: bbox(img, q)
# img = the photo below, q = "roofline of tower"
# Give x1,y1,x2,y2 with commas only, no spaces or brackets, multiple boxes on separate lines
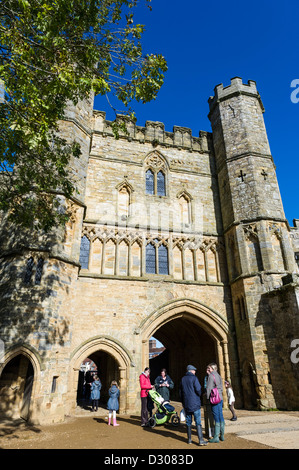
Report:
208,77,265,116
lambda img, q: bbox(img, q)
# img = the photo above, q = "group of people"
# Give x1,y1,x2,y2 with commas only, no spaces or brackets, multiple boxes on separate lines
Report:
139,363,237,446
88,375,121,426
88,362,237,438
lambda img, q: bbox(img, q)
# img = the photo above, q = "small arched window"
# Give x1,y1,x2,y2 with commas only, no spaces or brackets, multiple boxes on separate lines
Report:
79,236,90,269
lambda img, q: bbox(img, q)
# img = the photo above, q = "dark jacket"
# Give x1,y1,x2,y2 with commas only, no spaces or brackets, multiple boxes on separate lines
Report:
179,372,202,413
154,375,174,401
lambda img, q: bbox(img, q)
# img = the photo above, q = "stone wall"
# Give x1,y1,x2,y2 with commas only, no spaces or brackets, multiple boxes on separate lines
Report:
1,77,299,424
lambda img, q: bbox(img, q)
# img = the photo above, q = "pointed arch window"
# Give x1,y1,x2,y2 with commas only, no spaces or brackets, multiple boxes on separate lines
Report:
157,171,166,196
146,169,155,195
118,185,130,219
146,169,166,196
146,240,169,274
146,242,156,274
144,151,167,196
79,235,90,269
158,244,169,274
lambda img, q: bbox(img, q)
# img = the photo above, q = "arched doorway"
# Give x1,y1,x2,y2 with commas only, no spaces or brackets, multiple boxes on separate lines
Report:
140,299,230,402
76,350,120,409
69,336,133,415
149,318,216,400
0,354,34,420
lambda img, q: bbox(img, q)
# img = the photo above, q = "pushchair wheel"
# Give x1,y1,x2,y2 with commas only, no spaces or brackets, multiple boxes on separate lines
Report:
148,417,156,428
171,413,180,426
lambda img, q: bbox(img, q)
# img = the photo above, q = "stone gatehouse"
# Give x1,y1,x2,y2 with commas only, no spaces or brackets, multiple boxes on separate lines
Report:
0,77,299,424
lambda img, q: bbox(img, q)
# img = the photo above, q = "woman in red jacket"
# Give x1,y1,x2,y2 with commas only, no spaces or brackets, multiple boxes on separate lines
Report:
139,367,154,426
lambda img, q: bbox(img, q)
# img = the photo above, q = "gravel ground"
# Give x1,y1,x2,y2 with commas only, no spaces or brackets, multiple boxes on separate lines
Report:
2,406,299,451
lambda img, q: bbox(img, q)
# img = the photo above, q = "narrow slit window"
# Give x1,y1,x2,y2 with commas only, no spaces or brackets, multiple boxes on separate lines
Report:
146,169,154,195
24,257,34,284
158,244,169,274
79,236,90,269
157,171,166,196
51,376,58,394
146,243,156,274
35,258,44,285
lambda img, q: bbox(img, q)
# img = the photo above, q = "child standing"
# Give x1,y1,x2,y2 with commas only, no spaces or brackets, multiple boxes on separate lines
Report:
225,380,237,421
107,380,120,426
90,375,102,412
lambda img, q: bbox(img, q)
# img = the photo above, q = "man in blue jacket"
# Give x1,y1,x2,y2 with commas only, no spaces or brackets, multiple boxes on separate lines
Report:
179,365,208,446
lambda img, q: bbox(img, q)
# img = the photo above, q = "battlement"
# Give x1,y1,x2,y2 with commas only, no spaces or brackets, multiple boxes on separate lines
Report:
208,77,264,112
92,111,213,153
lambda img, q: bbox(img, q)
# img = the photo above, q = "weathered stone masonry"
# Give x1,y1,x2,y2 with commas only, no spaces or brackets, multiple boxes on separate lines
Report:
0,77,299,424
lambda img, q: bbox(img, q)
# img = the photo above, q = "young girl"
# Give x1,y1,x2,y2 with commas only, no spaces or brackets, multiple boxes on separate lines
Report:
90,375,101,412
107,380,120,426
225,380,237,421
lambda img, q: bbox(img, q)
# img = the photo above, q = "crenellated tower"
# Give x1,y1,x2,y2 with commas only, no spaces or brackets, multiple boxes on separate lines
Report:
208,77,298,409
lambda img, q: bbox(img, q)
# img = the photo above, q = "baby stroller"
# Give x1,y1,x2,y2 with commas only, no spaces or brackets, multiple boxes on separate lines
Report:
147,389,180,428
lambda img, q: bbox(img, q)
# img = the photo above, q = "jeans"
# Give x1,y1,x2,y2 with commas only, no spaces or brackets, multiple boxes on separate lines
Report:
211,400,224,422
185,408,202,427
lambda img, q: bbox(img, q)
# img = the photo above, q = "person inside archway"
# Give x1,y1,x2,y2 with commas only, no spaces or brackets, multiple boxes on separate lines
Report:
154,368,174,402
139,367,155,426
90,375,102,412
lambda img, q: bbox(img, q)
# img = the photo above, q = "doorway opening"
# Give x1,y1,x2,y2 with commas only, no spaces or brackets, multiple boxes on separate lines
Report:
149,317,216,401
76,350,120,411
0,354,34,421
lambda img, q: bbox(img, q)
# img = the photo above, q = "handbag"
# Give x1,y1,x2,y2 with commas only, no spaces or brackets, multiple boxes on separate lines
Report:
209,373,221,405
180,408,186,422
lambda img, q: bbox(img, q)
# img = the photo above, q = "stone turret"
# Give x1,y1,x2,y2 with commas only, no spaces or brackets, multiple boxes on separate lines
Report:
209,77,298,409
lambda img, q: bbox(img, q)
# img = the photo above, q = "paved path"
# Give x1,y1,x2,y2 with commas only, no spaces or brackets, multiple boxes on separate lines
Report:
225,412,299,449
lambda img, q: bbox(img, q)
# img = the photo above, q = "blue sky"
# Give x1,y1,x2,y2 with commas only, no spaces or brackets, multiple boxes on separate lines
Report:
94,0,299,226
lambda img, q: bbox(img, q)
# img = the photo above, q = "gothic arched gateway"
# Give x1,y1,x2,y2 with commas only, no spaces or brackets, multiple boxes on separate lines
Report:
139,299,230,403
68,336,133,415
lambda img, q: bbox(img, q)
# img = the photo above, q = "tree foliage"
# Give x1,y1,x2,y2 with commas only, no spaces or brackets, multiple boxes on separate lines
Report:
0,0,167,231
